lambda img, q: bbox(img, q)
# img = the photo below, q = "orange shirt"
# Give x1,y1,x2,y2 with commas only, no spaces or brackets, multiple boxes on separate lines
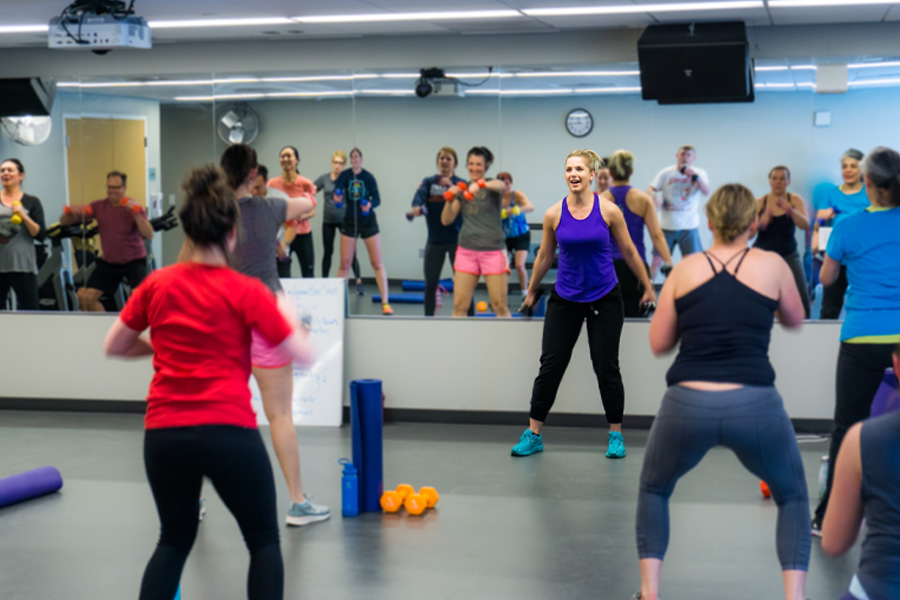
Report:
268,174,317,235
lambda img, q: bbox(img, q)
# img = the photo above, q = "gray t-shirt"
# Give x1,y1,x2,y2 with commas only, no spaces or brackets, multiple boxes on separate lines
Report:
458,186,504,251
0,195,40,273
314,173,344,224
234,195,287,293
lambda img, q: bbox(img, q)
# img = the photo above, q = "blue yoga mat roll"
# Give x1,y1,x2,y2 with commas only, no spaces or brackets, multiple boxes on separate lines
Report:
0,466,63,508
350,379,383,513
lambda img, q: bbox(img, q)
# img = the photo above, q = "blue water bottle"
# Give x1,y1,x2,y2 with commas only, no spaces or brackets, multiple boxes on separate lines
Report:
339,458,359,517
333,187,343,210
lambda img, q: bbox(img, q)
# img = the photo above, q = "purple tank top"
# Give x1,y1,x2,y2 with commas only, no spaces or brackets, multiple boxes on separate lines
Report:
609,185,645,260
554,194,619,302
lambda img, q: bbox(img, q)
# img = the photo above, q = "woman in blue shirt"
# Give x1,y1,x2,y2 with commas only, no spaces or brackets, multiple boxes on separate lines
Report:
812,146,900,536
812,148,869,319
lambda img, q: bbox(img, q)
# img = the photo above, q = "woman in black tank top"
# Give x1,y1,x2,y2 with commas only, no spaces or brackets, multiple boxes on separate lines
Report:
753,165,810,317
634,184,808,600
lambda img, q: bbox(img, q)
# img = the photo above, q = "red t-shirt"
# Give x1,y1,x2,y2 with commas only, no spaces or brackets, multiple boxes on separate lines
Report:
119,262,293,430
90,198,147,264
268,175,317,235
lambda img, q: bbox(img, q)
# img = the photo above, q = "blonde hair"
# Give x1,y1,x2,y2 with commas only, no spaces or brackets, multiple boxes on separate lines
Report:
332,150,348,163
436,146,458,167
705,183,757,242
566,149,602,172
607,150,634,181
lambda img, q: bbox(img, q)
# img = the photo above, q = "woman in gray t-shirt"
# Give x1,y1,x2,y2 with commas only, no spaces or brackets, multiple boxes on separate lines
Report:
0,158,47,310
441,146,511,317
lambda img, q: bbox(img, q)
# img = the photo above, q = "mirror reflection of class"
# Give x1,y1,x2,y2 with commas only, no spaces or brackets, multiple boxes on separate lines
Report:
0,61,894,319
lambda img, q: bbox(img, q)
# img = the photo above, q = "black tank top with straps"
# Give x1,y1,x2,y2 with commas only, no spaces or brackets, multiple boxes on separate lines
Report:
753,194,797,256
666,249,779,387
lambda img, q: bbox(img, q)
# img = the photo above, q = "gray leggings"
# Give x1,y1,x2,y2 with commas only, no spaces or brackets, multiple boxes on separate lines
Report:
636,385,810,571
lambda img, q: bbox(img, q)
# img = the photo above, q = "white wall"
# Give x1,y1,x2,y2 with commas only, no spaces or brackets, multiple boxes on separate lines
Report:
0,313,841,420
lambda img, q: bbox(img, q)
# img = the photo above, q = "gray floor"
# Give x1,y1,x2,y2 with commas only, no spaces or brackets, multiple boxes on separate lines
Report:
0,411,858,599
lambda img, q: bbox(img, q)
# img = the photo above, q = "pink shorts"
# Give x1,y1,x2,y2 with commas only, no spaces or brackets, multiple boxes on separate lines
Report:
251,330,293,369
454,247,508,276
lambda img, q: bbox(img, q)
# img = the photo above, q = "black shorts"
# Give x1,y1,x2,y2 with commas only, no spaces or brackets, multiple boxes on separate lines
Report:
340,214,380,239
505,231,531,253
86,257,147,296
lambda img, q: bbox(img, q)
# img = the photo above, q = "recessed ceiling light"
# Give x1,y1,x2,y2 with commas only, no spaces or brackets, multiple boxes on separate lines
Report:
524,2,763,16
293,10,522,24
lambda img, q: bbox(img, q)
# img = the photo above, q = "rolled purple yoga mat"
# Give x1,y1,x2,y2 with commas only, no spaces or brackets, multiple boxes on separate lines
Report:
0,466,63,509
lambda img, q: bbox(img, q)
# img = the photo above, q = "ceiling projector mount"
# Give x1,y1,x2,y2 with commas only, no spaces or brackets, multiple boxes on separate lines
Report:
49,0,151,53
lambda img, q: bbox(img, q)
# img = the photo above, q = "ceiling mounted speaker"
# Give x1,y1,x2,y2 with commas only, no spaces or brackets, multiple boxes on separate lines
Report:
216,103,259,146
638,22,754,105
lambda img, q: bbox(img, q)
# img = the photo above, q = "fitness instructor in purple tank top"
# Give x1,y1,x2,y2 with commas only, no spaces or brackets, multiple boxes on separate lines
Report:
602,150,673,318
511,149,655,459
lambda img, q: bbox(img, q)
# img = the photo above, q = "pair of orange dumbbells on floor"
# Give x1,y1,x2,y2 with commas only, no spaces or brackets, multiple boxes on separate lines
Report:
380,484,439,516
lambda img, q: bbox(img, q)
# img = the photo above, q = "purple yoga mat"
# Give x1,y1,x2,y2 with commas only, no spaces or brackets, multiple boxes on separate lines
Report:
869,368,900,419
0,466,63,508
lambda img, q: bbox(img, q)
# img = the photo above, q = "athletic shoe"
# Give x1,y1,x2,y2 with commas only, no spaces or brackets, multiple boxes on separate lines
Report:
382,303,394,315
198,497,206,522
511,429,543,456
631,593,660,600
811,516,823,537
606,431,626,458
357,282,366,296
286,496,331,527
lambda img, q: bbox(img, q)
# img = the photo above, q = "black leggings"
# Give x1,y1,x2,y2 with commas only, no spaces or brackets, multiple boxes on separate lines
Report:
0,272,39,310
287,233,315,278
322,222,359,279
140,426,283,600
529,286,625,424
423,242,473,316
814,342,896,522
820,265,848,319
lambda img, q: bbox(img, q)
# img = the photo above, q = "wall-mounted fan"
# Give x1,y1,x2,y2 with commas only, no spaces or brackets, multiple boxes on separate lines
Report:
1,116,53,146
216,103,259,145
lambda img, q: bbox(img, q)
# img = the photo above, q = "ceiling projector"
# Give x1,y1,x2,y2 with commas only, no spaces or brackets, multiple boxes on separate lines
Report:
49,1,151,51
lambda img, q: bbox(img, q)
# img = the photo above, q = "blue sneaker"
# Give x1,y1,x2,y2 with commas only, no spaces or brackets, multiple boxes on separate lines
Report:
286,496,331,527
606,431,626,458
511,429,543,456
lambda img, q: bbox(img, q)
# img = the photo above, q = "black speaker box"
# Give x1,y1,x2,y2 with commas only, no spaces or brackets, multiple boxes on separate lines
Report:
0,78,56,117
638,22,754,105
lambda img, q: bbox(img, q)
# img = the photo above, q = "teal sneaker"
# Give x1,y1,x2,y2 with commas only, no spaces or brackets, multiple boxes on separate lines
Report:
511,429,543,456
286,496,331,527
606,431,626,458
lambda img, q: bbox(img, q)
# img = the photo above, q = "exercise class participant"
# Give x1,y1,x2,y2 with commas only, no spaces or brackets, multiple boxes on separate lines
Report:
269,145,317,278
105,165,315,600
220,144,330,526
249,165,292,278
497,171,534,296
0,158,46,310
410,146,466,316
335,147,392,314
812,148,869,319
754,165,811,318
512,149,655,459
441,146,510,317
647,145,710,278
602,150,673,318
822,342,900,600
812,146,900,536
315,150,362,291
634,183,808,600
595,162,612,195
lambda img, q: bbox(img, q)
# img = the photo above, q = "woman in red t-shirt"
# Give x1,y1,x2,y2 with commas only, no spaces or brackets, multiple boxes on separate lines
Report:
104,165,314,600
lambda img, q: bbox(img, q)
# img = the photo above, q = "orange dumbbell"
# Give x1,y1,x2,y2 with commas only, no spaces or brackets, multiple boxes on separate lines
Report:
760,480,771,499
380,483,416,513
404,493,428,516
417,486,440,508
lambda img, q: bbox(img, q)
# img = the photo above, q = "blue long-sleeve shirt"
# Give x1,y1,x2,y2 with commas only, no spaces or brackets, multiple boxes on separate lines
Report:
412,174,465,245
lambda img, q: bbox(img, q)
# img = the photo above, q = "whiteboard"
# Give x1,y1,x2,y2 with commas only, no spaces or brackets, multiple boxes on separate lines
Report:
250,278,345,427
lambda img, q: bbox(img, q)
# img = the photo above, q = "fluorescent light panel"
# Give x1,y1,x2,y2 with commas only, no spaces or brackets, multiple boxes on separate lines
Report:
293,10,521,24
149,17,294,29
769,0,894,6
524,2,763,16
517,70,640,77
574,86,642,93
466,88,574,95
849,77,900,86
0,24,48,33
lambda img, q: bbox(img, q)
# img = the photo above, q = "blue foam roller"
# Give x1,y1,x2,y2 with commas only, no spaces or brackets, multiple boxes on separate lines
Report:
870,368,900,418
0,466,63,508
400,279,454,291
350,379,383,513
371,293,424,304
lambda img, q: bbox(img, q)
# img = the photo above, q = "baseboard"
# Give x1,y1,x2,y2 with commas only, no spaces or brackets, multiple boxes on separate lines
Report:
0,399,833,434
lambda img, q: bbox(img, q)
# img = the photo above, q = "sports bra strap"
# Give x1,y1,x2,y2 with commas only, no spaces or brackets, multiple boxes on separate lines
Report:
702,251,718,272
704,247,750,275
733,247,751,275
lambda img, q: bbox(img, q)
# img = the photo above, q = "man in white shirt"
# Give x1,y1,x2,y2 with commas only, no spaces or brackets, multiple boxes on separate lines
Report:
646,145,710,277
